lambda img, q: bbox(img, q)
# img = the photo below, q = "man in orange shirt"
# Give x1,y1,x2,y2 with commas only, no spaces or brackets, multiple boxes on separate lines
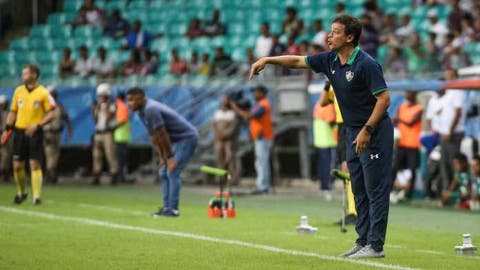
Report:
391,91,423,202
230,86,273,194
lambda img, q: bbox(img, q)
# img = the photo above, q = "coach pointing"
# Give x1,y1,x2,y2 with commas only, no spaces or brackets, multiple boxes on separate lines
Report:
249,14,393,258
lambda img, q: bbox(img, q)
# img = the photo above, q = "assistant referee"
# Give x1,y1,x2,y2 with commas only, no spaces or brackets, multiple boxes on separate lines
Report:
4,65,56,205
249,14,393,259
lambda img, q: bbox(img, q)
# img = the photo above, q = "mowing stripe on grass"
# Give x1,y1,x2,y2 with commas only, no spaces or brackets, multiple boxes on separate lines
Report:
0,206,418,270
45,200,480,262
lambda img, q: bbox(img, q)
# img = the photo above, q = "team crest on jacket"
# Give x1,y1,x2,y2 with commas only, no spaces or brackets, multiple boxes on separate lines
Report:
34,101,40,108
345,70,354,82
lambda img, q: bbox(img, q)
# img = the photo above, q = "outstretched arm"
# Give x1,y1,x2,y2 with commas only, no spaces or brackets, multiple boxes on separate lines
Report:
249,56,309,79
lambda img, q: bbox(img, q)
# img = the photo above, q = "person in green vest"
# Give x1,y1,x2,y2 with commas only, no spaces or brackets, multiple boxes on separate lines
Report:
114,92,132,183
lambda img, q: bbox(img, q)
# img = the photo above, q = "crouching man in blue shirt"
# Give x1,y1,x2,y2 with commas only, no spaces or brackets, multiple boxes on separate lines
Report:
249,14,393,258
127,87,199,217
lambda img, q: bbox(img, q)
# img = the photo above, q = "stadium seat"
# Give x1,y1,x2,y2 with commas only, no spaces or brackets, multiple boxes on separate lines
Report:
9,38,29,51
105,0,127,13
63,0,82,12
30,25,52,38
73,26,103,38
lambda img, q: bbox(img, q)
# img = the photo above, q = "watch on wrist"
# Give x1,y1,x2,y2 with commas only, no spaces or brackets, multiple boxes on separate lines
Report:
365,125,375,135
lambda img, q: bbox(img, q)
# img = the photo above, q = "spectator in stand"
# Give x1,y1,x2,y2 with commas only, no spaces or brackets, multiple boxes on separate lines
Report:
281,7,304,37
403,34,427,74
448,0,469,30
104,9,129,39
92,46,115,79
238,49,255,76
379,13,397,45
390,92,423,203
58,48,76,78
169,49,188,75
385,47,407,76
204,9,226,37
74,45,94,78
185,18,203,39
461,14,477,42
312,19,327,48
438,69,467,196
428,9,449,47
269,34,286,56
83,0,104,28
198,53,211,75
360,14,379,58
284,35,300,55
72,6,88,28
211,47,235,76
363,0,384,30
120,49,143,76
141,50,159,75
255,22,273,59
335,2,346,16
441,153,472,208
122,20,155,50
299,40,310,55
189,51,200,74
442,32,470,69
425,32,442,72
395,14,414,46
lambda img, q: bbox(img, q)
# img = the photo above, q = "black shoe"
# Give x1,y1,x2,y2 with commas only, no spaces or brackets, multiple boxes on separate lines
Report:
164,209,180,217
151,207,170,218
13,194,28,204
33,198,41,205
251,189,269,195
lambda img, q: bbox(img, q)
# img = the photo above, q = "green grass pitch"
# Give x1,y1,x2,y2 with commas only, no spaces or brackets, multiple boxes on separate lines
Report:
0,183,479,270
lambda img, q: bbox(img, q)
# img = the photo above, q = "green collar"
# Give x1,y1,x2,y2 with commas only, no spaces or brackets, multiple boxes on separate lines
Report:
334,46,360,65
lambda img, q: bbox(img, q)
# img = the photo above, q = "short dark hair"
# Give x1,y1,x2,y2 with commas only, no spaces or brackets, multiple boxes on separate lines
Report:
472,155,480,162
127,87,145,97
332,14,362,47
454,153,468,163
24,64,40,79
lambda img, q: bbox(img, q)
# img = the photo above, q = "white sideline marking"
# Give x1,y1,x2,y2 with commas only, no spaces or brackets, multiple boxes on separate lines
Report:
0,206,418,270
45,200,146,216
45,201,480,262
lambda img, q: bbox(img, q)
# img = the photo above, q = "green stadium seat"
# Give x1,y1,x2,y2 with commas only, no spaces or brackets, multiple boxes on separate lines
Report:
9,38,29,51
105,0,127,12
30,25,52,38
63,0,82,12
128,0,149,10
0,51,15,65
47,12,76,25
73,26,102,38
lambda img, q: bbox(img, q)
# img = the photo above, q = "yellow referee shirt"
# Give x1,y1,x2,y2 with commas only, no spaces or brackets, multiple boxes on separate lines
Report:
10,85,55,129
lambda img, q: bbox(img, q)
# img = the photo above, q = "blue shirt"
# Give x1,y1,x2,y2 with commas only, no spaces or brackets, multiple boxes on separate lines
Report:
306,47,388,127
139,99,199,143
124,30,154,49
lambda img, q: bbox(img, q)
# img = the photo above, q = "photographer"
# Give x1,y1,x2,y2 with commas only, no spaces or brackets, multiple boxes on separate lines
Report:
229,86,273,194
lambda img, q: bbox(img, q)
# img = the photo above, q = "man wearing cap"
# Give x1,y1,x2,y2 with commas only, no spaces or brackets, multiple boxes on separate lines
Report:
0,95,13,182
230,85,274,194
43,87,73,184
427,9,448,47
92,83,118,185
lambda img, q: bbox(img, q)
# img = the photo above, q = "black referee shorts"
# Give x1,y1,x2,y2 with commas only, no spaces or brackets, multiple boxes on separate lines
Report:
13,128,44,162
